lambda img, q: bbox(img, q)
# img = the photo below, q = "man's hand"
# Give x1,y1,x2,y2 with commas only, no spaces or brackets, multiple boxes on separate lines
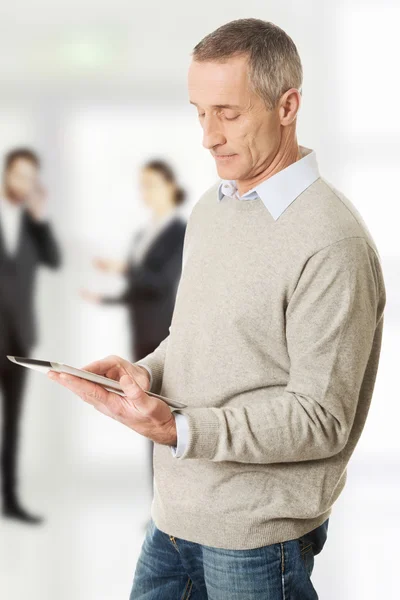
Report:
47,355,177,446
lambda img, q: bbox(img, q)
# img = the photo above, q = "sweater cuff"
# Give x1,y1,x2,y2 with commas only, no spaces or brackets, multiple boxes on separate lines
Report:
173,407,220,460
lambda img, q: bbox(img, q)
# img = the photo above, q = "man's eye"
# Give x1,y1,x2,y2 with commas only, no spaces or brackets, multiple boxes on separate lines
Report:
224,114,240,121
198,113,205,118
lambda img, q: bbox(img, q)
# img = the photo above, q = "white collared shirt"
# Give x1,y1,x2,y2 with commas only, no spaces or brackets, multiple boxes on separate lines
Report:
217,145,320,219
0,195,23,255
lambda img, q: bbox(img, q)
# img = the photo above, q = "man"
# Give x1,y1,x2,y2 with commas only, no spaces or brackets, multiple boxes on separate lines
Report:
48,19,386,599
0,147,61,524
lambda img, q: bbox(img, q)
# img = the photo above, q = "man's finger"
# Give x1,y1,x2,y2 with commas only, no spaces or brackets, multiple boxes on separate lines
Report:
119,374,158,416
48,371,129,419
48,371,110,404
81,356,123,376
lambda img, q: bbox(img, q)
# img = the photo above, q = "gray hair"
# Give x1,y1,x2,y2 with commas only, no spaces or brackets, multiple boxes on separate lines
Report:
192,19,303,111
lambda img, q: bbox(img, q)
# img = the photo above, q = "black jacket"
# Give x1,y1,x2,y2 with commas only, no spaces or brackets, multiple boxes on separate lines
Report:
0,209,62,353
102,216,186,350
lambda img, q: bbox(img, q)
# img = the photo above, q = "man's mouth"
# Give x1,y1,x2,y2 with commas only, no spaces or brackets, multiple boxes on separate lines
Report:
214,154,237,161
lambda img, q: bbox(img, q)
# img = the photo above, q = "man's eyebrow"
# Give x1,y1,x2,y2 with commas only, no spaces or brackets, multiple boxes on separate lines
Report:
189,101,242,109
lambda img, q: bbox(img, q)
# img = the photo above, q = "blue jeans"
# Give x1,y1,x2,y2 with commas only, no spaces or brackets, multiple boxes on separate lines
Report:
130,517,329,599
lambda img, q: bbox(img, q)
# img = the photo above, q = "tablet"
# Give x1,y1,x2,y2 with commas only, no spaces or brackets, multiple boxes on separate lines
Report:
7,356,187,409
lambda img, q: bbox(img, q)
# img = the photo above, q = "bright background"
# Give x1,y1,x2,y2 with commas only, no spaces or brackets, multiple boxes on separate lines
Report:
0,1,399,598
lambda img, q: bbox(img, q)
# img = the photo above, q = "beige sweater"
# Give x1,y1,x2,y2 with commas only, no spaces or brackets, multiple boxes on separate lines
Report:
135,171,386,550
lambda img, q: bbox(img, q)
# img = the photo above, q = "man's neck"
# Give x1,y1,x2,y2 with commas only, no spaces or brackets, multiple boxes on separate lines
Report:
237,137,301,197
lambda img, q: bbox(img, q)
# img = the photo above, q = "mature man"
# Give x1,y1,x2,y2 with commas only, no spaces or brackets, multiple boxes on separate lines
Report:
48,19,386,599
0,147,61,523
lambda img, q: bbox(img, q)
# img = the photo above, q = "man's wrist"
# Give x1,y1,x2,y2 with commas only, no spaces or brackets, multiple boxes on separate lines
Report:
167,416,177,446
156,415,177,447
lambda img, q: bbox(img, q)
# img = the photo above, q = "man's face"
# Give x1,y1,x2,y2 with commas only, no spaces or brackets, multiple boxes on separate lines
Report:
188,54,282,188
4,158,39,203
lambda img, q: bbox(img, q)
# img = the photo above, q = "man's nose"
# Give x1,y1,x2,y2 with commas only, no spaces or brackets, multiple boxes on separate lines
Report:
202,115,225,150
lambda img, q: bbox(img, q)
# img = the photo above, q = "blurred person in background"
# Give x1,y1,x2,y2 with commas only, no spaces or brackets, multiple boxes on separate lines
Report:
81,158,187,506
48,18,386,599
0,147,61,524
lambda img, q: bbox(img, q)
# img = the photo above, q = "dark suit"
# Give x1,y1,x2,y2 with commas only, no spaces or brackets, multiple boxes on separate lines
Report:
0,208,61,506
102,216,186,493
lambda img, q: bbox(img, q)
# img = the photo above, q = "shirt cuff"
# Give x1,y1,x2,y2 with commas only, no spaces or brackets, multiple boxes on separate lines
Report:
170,412,189,458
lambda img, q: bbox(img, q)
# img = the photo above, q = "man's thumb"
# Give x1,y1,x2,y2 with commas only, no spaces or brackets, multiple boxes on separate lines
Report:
120,374,143,398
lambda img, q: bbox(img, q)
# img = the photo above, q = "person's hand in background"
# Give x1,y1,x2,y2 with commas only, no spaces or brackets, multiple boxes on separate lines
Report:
25,181,48,221
80,288,102,303
92,257,127,274
47,355,177,446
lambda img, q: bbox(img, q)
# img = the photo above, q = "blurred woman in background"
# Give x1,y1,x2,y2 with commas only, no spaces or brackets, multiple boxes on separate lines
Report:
81,159,187,504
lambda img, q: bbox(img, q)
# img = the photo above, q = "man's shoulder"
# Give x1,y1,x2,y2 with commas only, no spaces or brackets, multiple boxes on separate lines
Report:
288,176,380,258
320,177,379,254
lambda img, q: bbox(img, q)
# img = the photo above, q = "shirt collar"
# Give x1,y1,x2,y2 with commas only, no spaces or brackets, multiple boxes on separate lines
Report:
217,145,320,220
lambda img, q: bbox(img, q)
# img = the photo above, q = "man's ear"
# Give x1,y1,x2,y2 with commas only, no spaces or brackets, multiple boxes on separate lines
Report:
279,88,301,126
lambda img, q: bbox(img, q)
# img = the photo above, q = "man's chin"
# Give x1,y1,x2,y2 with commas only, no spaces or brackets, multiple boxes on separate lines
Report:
215,159,241,179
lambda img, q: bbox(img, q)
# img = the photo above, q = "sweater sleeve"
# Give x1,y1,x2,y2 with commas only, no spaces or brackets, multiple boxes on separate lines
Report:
174,237,385,463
